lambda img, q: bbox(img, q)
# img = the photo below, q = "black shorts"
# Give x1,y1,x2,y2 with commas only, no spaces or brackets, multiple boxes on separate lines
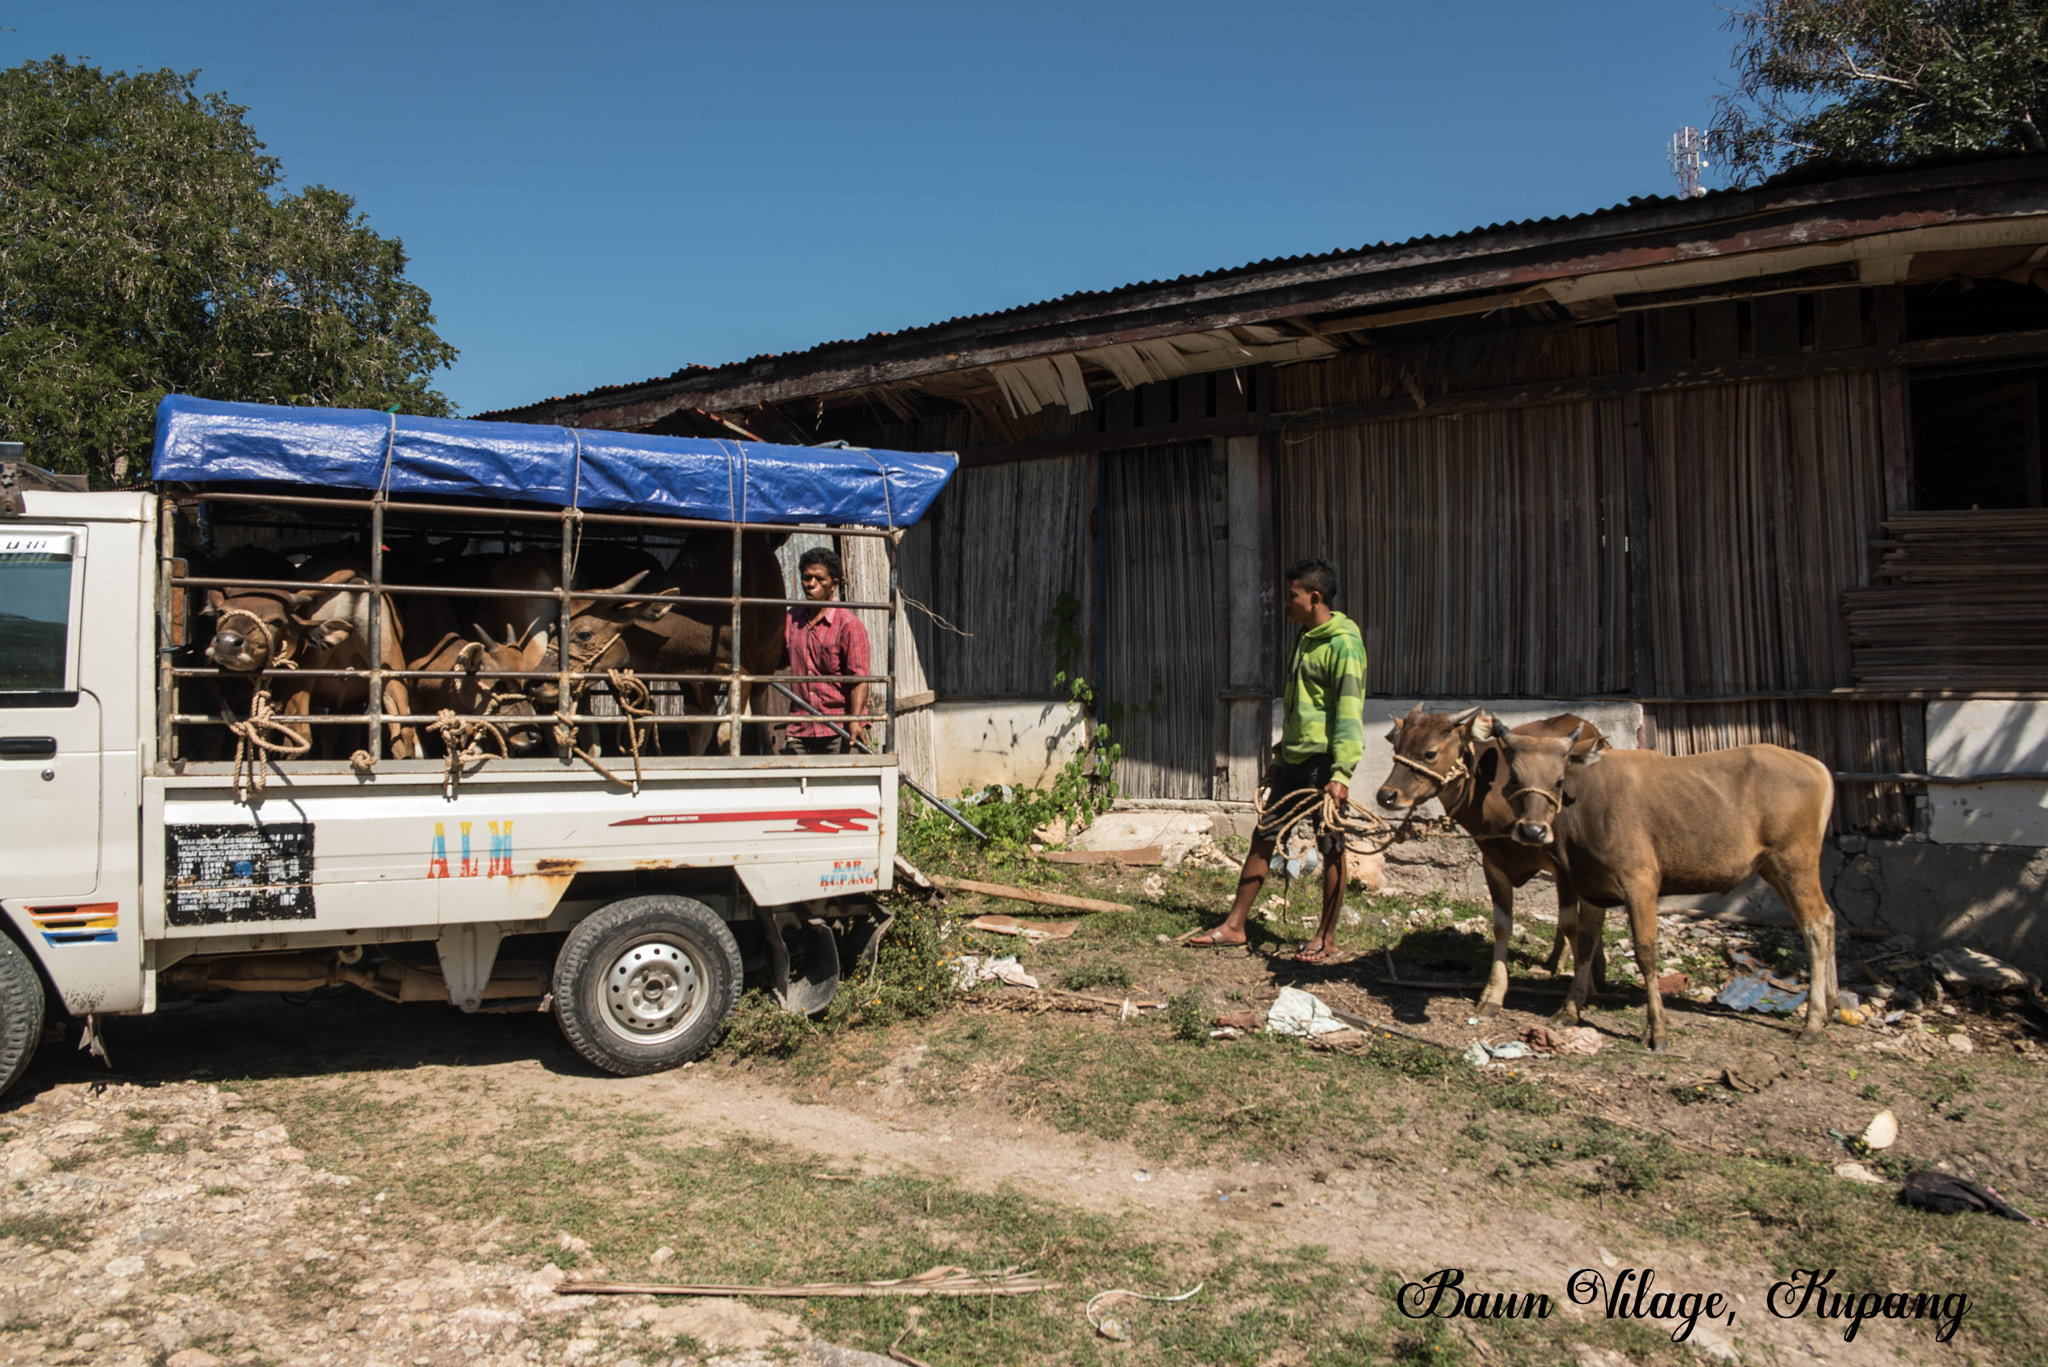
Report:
1256,756,1346,856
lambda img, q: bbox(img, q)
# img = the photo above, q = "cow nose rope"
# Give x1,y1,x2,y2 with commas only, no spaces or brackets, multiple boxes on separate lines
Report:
1503,783,1564,813
225,683,311,803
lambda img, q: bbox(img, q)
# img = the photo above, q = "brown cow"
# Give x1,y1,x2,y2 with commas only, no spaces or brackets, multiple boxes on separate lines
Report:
1484,719,1839,1050
203,554,417,760
409,625,550,758
1374,706,1609,1017
530,532,790,754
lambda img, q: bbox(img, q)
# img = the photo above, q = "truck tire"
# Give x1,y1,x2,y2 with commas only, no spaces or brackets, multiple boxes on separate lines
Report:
551,895,741,1076
0,934,47,1099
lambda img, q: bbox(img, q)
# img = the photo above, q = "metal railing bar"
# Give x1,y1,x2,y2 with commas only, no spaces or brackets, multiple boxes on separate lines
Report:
169,575,891,613
181,490,899,536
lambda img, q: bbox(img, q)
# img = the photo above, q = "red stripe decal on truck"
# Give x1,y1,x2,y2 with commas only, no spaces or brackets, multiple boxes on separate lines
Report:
609,809,876,834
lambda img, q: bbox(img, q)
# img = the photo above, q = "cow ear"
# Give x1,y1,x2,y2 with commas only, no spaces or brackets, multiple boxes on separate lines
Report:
456,642,487,672
1448,705,1481,726
205,588,226,612
521,632,549,671
1467,712,1497,743
632,587,680,623
301,619,354,650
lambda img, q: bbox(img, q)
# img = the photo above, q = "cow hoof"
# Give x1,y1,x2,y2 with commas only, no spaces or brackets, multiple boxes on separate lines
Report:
1647,1039,1672,1054
1475,1000,1503,1020
1547,1008,1580,1028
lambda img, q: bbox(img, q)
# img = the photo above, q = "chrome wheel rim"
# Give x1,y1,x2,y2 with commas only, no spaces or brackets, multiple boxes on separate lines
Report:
598,936,703,1046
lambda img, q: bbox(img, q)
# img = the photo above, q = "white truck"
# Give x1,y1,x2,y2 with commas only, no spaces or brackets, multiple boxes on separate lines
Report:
0,397,957,1097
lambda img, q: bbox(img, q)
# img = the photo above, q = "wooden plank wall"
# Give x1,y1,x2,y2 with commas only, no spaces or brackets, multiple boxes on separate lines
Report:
1270,400,1633,697
1637,372,1909,833
895,455,1092,697
1099,443,1224,799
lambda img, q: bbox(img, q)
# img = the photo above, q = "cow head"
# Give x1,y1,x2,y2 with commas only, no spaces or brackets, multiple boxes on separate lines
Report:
1376,704,1483,811
525,572,679,710
204,587,302,672
1487,718,1604,846
465,624,549,755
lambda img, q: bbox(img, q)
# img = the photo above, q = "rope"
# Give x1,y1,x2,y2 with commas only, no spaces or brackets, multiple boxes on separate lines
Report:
553,709,631,787
225,685,311,802
606,667,654,795
1504,782,1564,814
1086,1282,1204,1339
1253,780,1420,859
427,706,509,799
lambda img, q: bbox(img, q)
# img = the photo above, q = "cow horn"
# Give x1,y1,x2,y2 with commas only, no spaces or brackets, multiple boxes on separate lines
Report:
472,622,498,647
1566,722,1585,745
1448,705,1481,725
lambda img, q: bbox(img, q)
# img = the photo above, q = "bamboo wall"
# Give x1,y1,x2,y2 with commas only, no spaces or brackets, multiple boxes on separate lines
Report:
1270,363,1907,833
1099,443,1222,799
895,455,1091,697
1272,399,1632,697
1637,372,1908,833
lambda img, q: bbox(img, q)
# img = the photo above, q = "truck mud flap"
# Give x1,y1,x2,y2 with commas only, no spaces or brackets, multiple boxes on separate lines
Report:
752,905,839,1017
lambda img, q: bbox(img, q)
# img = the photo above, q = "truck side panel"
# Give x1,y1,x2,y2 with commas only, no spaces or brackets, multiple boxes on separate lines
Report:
141,767,894,939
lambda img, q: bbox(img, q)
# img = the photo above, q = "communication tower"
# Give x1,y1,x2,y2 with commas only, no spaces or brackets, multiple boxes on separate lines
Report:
1669,126,1709,199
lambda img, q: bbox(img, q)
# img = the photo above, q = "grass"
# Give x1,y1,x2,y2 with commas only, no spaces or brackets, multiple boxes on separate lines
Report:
0,1213,87,1250
123,839,2039,1366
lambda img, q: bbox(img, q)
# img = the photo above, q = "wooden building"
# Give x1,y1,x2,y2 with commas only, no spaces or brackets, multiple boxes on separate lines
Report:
492,155,2048,863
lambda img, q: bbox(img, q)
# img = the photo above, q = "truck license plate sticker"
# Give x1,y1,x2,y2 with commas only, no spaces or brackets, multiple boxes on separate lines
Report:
166,822,316,926
820,859,878,891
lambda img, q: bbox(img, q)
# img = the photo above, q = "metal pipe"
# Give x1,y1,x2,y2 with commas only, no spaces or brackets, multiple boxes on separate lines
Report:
170,576,892,613
768,679,986,842
728,528,744,758
183,489,898,536
367,497,385,761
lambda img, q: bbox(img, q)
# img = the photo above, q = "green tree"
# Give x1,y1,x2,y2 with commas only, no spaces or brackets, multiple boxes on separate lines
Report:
0,56,457,486
1711,0,2048,184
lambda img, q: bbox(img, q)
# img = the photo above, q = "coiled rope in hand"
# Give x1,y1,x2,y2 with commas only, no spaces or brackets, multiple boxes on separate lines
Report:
226,685,311,803
1254,750,1469,861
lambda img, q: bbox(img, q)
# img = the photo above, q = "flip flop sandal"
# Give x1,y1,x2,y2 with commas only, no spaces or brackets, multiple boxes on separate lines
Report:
1183,929,1246,948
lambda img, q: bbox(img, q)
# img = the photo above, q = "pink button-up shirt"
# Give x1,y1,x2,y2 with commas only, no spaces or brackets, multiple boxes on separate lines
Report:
784,605,871,738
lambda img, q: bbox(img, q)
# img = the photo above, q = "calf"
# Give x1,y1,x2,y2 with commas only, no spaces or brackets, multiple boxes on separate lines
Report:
1485,719,1839,1050
1374,706,1608,1017
409,625,550,757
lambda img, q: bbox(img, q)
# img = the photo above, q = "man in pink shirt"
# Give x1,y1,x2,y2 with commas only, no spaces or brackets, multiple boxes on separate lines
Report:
783,547,872,755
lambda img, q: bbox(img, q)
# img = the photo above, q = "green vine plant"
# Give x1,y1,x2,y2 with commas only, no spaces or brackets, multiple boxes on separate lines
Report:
900,591,1123,860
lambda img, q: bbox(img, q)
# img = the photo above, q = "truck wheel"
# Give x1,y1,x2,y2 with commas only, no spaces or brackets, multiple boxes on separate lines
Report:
0,935,47,1099
551,896,741,1076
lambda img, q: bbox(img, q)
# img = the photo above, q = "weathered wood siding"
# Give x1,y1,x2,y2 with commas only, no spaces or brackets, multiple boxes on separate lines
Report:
1099,443,1223,800
1271,399,1632,697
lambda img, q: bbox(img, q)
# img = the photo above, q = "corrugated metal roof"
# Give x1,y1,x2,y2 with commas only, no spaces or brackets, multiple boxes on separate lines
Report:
483,152,2039,419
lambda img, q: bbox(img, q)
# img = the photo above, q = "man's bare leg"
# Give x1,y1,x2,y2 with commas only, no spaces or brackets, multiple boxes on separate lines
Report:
1184,836,1277,947
1295,849,1347,962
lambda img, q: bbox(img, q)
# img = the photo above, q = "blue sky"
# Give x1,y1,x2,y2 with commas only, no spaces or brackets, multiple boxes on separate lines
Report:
23,2,1738,415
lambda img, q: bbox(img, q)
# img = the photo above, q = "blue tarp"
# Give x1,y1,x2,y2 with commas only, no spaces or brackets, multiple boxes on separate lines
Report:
150,395,956,528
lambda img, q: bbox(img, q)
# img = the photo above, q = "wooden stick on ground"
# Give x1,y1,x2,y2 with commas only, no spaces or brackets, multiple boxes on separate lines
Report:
930,875,1131,915
557,1266,1058,1299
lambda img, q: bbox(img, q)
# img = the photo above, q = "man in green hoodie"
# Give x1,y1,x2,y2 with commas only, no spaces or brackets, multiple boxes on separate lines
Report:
1184,557,1365,961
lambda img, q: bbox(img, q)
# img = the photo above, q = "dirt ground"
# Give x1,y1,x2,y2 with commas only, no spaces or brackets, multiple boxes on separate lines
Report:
3,851,2046,1367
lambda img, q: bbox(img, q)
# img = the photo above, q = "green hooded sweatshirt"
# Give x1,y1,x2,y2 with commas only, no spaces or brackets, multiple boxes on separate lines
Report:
1277,611,1367,782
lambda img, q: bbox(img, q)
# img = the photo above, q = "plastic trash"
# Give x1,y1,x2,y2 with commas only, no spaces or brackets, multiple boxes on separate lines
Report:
1715,973,1809,1015
1266,986,1347,1037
